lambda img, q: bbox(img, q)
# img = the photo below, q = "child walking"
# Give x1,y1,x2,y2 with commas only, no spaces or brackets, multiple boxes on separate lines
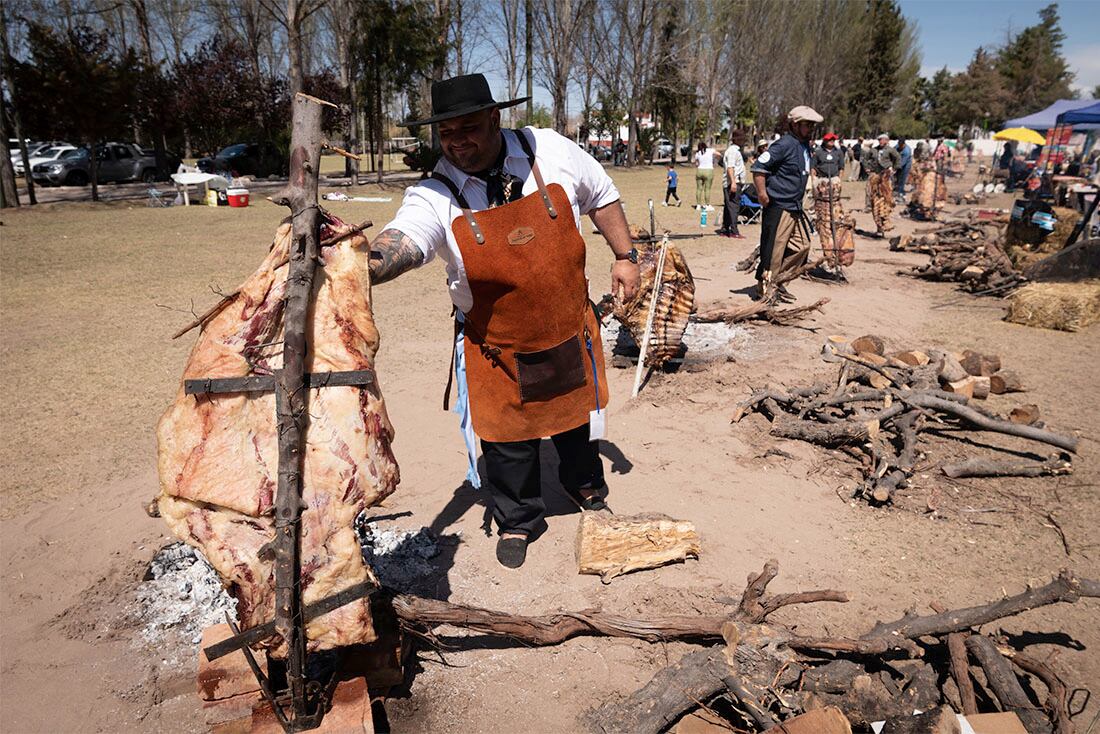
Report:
664,164,681,206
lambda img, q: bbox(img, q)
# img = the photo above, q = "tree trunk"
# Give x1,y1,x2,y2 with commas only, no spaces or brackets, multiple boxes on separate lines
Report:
525,0,533,124
374,63,384,185
286,0,305,95
268,91,327,708
0,12,34,205
90,145,100,203
0,101,18,208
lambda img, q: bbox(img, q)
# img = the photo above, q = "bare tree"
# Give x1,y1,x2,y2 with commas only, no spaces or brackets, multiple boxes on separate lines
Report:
485,0,523,124
320,0,358,178
258,0,327,94
532,0,593,133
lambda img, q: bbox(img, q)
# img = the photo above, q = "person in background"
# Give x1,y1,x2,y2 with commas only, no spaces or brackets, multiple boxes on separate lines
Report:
693,140,716,210
863,133,900,236
848,137,863,181
664,163,681,206
751,105,822,303
718,130,747,238
812,132,843,180
894,137,912,200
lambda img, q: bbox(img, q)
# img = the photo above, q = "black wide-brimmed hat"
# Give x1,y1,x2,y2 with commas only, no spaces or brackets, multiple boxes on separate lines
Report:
401,73,530,127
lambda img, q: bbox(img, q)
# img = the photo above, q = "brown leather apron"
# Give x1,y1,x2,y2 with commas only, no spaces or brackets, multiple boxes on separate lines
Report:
433,130,609,443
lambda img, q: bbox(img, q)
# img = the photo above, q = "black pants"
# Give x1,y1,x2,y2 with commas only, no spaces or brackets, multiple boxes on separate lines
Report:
665,185,680,204
721,183,740,233
481,422,605,535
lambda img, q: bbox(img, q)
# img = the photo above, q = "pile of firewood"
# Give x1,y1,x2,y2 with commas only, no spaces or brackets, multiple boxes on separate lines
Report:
891,220,1027,294
372,558,1100,734
730,335,1077,504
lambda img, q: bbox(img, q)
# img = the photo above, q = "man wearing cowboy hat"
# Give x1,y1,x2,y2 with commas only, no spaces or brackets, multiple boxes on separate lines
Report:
366,73,640,569
750,105,822,303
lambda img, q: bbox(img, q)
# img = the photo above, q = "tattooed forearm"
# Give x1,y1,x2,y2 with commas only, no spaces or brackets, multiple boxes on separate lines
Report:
369,228,426,285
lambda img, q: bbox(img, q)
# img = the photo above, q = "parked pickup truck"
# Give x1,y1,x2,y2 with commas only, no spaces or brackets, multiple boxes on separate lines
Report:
32,142,158,186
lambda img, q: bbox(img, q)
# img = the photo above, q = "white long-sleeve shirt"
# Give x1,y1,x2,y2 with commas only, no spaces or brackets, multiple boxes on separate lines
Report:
383,127,621,313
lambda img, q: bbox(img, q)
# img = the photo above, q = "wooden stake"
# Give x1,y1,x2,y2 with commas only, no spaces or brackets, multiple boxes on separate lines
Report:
269,91,327,724
631,234,669,398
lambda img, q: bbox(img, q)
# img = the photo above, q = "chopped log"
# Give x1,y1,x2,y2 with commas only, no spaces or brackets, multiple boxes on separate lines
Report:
575,512,700,582
893,350,930,367
770,417,870,446
971,376,991,399
938,354,969,383
1010,405,1041,425
965,636,1052,734
945,378,975,399
765,707,851,734
946,633,978,716
860,352,889,367
1008,652,1074,734
941,456,1071,479
960,350,1001,377
991,371,1025,394
851,335,886,356
693,298,829,326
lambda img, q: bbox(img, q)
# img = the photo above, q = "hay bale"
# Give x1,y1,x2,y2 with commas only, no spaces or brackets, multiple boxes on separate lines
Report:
1005,280,1100,331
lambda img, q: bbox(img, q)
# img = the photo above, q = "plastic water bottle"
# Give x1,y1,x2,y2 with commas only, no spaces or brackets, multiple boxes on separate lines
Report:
700,206,708,227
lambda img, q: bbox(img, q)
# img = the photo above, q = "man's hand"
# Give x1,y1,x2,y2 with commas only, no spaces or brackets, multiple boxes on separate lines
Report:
758,191,770,208
612,259,640,302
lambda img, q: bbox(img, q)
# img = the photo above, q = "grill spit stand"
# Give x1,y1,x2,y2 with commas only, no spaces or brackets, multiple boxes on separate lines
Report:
190,92,372,733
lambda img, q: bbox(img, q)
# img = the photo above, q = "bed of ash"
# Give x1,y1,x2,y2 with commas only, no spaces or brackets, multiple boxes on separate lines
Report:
132,517,444,654
601,317,754,365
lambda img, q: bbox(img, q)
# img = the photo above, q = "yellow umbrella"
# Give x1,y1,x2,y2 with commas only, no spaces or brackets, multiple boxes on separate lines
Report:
993,127,1047,145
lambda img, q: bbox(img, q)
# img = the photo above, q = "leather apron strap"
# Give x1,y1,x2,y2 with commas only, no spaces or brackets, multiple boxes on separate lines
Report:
429,171,485,244
513,129,558,219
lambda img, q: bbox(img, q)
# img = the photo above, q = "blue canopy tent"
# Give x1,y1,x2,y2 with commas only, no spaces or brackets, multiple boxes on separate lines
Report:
1004,99,1100,131
1058,101,1100,126
1054,102,1100,247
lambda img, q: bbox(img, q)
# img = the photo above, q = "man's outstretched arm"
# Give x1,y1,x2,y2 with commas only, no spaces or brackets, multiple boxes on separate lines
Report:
369,228,425,285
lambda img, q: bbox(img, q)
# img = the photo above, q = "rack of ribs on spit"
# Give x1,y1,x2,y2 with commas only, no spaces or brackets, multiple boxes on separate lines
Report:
613,239,696,366
156,215,399,656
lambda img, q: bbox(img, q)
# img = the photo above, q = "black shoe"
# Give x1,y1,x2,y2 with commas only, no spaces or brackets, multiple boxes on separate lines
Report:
564,486,611,512
496,535,528,568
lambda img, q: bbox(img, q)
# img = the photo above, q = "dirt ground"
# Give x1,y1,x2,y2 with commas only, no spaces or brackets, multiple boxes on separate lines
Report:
1,160,1097,733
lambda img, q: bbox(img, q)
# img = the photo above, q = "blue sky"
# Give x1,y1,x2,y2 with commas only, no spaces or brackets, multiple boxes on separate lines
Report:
903,0,1100,95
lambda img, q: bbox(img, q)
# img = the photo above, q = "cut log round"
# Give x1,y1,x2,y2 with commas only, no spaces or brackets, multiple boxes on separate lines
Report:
893,350,930,367
990,370,1025,394
960,350,1001,377
1009,404,1040,425
938,354,968,383
851,335,886,356
945,378,975,399
971,376,991,400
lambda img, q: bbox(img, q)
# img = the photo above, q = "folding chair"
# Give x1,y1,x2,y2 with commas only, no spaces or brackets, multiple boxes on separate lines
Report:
738,192,762,225
147,186,172,207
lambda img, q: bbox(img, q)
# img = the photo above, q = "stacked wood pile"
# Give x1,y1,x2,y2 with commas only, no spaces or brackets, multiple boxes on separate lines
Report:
891,220,1026,294
730,335,1077,505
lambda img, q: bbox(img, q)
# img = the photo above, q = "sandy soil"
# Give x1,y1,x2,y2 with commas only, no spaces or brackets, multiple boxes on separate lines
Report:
1,162,1097,733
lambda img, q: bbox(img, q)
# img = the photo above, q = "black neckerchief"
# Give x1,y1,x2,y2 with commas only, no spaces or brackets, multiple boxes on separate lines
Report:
471,133,524,208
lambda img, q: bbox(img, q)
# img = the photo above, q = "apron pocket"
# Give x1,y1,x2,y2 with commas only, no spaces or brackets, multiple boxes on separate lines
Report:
514,335,586,403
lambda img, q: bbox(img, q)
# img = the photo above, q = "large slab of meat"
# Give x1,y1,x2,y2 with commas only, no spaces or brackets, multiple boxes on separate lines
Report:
613,237,696,366
156,215,399,655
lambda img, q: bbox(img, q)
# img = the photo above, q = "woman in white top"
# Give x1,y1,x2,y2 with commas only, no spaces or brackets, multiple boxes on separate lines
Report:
693,141,717,209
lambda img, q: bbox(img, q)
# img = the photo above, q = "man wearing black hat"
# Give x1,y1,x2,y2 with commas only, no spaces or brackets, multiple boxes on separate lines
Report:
366,74,640,569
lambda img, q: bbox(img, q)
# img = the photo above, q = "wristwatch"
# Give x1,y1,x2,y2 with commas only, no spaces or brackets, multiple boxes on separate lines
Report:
615,247,639,264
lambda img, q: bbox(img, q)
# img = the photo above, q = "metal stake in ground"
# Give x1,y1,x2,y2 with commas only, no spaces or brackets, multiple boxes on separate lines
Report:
631,234,670,398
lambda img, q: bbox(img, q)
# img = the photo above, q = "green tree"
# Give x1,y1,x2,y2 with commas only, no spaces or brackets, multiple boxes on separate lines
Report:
353,0,445,184
846,0,907,133
997,3,1075,119
942,48,1010,130
12,24,138,201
